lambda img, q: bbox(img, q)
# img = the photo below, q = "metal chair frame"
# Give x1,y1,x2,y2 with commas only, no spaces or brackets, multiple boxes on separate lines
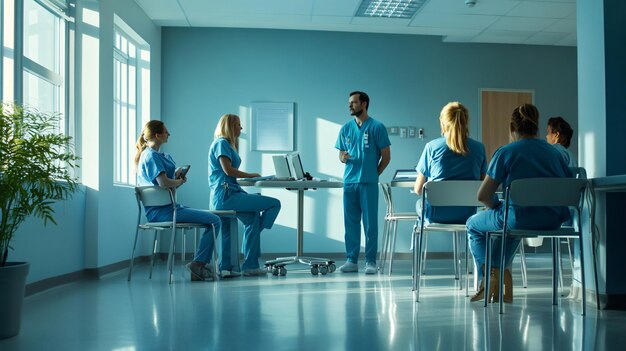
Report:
413,180,484,302
484,177,590,315
128,186,235,283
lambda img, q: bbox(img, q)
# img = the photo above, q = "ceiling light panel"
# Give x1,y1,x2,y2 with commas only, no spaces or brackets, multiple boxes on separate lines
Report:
355,0,428,19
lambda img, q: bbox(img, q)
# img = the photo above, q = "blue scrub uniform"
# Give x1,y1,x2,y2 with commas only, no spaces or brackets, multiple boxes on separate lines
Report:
137,147,222,265
552,143,577,167
466,138,572,274
416,137,487,223
208,137,281,271
335,117,391,264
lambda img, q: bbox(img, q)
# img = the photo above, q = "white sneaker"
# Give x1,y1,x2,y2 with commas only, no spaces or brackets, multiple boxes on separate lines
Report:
220,270,242,278
339,261,358,273
243,268,268,277
364,262,377,275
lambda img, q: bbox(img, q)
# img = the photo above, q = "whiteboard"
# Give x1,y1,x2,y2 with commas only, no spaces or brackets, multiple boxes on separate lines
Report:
251,102,294,152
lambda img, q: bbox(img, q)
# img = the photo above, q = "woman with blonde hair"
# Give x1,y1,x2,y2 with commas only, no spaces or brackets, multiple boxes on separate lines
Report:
208,114,281,277
135,120,222,281
413,101,487,222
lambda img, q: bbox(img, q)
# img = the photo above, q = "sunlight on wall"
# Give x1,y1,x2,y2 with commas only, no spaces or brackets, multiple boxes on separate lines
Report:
238,105,251,168
583,131,597,178
82,8,99,27
316,117,343,179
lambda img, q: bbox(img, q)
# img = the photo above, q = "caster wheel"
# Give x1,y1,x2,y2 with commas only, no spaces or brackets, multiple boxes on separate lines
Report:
319,265,328,275
279,267,287,276
310,266,319,275
328,264,336,273
272,268,279,276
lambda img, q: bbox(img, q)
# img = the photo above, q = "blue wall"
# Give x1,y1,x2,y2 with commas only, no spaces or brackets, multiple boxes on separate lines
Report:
161,28,578,254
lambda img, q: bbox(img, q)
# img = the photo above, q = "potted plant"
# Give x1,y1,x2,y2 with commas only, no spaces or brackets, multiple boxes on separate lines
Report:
0,103,79,339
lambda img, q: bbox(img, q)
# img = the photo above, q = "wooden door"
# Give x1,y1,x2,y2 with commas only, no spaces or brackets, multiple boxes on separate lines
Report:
481,90,533,162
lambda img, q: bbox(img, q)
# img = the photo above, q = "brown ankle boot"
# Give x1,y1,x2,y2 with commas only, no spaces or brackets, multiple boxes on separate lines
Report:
470,279,485,302
488,268,500,303
503,269,513,303
470,264,486,302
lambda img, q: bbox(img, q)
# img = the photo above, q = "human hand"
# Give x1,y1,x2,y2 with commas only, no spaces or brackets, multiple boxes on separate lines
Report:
250,173,261,178
340,151,352,163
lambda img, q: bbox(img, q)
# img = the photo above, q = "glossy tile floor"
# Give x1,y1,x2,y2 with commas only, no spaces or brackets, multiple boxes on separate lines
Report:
2,255,626,350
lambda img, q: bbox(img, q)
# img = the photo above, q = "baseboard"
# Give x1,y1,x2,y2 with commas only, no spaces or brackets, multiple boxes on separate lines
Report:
25,256,151,297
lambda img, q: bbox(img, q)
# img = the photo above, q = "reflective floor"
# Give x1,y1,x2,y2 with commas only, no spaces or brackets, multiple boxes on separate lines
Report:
2,255,626,350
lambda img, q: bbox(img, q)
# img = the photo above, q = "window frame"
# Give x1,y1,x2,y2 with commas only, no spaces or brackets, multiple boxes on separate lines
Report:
113,21,149,187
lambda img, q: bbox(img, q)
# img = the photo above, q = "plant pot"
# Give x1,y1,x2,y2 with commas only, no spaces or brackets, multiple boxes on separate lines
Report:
0,262,30,339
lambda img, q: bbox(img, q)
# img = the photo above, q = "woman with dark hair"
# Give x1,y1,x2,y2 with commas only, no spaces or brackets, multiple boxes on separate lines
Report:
135,120,222,282
466,104,572,303
546,116,576,167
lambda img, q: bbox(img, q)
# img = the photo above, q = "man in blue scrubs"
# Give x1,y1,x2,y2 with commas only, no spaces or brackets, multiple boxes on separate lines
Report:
335,91,391,274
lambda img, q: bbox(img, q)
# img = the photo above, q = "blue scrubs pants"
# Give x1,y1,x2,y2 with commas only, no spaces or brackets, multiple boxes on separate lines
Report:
343,183,379,264
214,192,281,270
467,204,568,276
148,206,222,264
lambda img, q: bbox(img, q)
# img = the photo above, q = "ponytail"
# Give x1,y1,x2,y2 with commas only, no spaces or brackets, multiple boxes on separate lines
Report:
134,120,165,171
440,102,469,155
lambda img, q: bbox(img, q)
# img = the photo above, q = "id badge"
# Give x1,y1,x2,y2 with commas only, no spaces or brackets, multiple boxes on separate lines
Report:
364,132,369,148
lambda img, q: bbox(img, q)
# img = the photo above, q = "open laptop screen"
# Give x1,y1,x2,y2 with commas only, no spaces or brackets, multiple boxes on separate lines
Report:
272,155,292,179
287,152,305,180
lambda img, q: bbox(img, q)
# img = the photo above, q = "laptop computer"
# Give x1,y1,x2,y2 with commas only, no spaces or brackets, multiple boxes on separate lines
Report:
392,169,418,181
287,152,306,180
239,155,293,182
271,155,293,180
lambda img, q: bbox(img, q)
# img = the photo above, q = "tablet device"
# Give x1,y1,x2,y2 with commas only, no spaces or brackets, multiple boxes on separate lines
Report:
177,165,191,179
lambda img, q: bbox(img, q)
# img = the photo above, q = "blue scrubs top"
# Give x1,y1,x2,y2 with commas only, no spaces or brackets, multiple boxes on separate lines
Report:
552,143,577,167
335,117,391,184
137,147,177,217
489,138,573,227
416,137,487,223
137,147,177,186
208,137,242,208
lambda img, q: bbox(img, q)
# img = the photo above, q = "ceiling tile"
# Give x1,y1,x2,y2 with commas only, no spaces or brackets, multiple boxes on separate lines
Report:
489,16,558,31
134,0,187,23
421,0,522,16
410,13,499,29
312,0,360,16
544,18,576,33
523,31,569,45
507,1,576,18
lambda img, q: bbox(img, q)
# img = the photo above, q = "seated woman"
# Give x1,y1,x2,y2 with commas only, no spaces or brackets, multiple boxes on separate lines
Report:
135,120,222,282
209,114,281,277
413,101,487,223
546,116,577,167
466,103,572,303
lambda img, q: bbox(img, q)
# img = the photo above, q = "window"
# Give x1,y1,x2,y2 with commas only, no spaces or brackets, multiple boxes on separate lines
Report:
22,0,66,134
1,0,68,135
113,18,149,186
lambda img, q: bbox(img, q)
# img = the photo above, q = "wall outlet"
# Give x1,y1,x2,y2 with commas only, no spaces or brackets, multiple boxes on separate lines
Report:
399,127,408,138
387,126,399,135
408,127,416,138
418,128,424,139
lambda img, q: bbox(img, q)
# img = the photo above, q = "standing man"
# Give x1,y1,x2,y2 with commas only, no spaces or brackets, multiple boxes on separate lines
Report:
335,91,391,274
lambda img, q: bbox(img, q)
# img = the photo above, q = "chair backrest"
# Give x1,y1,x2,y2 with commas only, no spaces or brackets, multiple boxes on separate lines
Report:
135,186,175,208
379,183,393,213
570,166,587,180
423,180,484,207
507,178,587,207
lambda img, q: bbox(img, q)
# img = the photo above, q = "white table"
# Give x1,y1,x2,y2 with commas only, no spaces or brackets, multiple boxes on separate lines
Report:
239,179,343,275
